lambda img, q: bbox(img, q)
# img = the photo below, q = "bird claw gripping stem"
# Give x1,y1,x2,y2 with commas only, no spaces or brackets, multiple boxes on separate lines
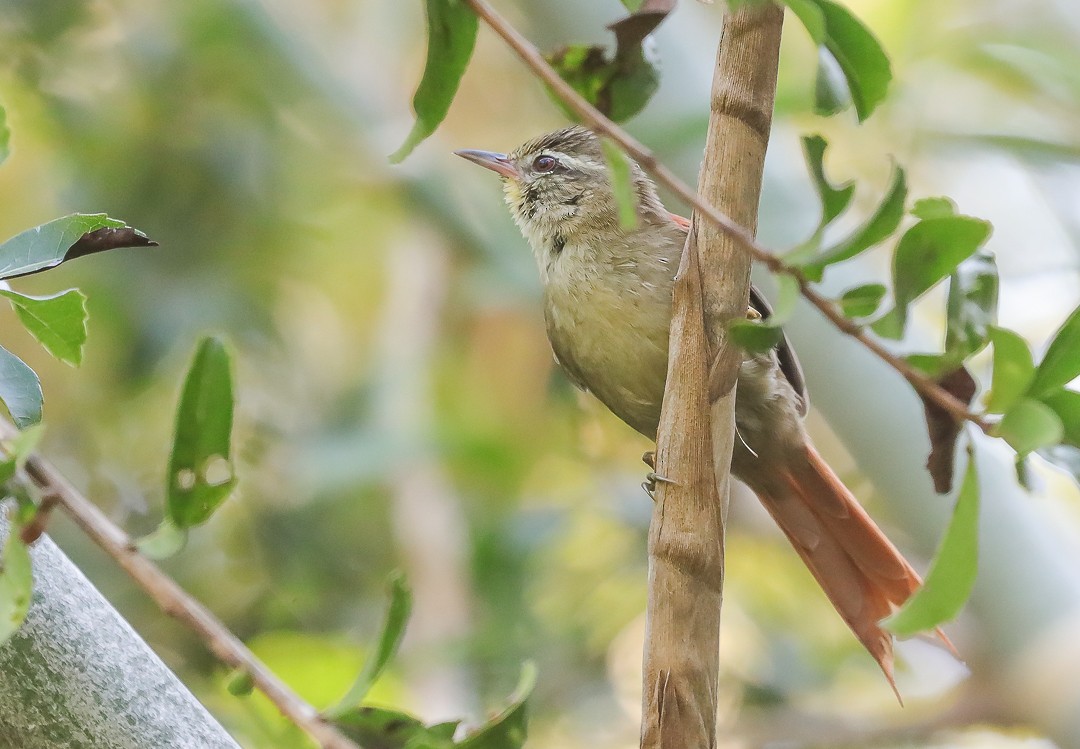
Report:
640,452,674,498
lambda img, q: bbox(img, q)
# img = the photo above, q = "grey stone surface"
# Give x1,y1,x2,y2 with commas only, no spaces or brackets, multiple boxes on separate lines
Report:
0,513,240,748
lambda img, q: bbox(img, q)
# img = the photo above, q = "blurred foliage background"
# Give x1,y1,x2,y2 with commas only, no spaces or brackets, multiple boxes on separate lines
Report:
1,0,1079,747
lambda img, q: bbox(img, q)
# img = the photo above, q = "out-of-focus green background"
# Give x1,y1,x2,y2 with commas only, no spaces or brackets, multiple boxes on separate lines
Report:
1,1,1079,747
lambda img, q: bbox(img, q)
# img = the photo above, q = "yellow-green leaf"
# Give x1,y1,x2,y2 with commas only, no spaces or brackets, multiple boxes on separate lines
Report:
884,447,979,635
0,519,33,646
997,398,1064,457
0,289,88,367
985,327,1035,414
601,138,638,230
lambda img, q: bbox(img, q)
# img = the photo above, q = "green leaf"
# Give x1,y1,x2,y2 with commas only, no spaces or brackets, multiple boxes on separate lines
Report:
601,138,638,230
457,662,537,749
545,3,671,123
996,398,1065,457
326,572,414,717
911,196,957,220
0,346,42,429
729,275,799,353
905,353,953,378
167,337,237,528
872,215,992,339
801,163,906,280
0,103,10,167
838,283,886,319
0,214,156,280
389,0,479,163
783,0,825,44
944,251,998,360
0,518,33,646
0,289,88,367
1040,389,1080,448
0,424,44,486
135,518,189,560
884,447,979,635
334,706,447,749
785,0,891,121
985,327,1035,414
1028,304,1080,398
801,135,855,233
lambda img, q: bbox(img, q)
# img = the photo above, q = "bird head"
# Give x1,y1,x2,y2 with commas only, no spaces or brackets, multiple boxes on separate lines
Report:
456,126,658,247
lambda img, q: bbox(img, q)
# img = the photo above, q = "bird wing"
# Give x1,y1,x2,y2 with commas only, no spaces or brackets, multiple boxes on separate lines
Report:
668,212,808,414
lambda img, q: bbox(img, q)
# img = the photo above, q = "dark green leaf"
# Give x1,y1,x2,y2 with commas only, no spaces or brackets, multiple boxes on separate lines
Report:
787,0,891,121
457,662,537,749
729,275,799,353
0,214,156,280
801,135,855,233
872,215,992,339
0,517,33,646
1040,389,1080,448
911,197,956,220
944,251,998,360
389,0,479,163
985,327,1035,414
838,283,886,319
601,138,638,230
1028,304,1080,398
0,425,44,486
326,572,414,717
0,346,42,429
884,446,979,635
0,289,88,367
801,164,906,280
167,337,236,528
334,705,444,749
0,103,9,167
545,2,672,122
997,398,1065,457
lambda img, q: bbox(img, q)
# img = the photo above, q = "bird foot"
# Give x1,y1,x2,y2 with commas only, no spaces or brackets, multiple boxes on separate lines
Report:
641,453,675,498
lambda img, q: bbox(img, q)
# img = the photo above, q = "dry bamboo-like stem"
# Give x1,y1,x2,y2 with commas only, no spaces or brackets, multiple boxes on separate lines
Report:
641,5,784,748
0,419,359,749
463,0,990,434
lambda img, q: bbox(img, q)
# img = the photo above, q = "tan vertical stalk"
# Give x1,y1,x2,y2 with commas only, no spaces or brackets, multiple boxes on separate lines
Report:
641,5,784,748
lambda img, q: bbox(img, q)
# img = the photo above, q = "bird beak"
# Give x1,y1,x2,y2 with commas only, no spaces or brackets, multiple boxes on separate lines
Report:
454,149,520,179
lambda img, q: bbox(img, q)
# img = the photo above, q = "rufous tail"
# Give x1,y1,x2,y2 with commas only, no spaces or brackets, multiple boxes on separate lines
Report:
754,443,954,701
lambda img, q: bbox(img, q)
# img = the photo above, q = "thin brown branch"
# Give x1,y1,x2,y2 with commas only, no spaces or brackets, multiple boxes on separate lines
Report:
0,420,360,749
462,0,991,435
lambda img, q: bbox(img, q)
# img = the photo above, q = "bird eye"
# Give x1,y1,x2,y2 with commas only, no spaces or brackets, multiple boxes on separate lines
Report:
532,155,557,173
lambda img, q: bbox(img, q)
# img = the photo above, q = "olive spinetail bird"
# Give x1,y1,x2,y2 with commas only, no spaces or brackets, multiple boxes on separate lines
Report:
456,125,951,694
